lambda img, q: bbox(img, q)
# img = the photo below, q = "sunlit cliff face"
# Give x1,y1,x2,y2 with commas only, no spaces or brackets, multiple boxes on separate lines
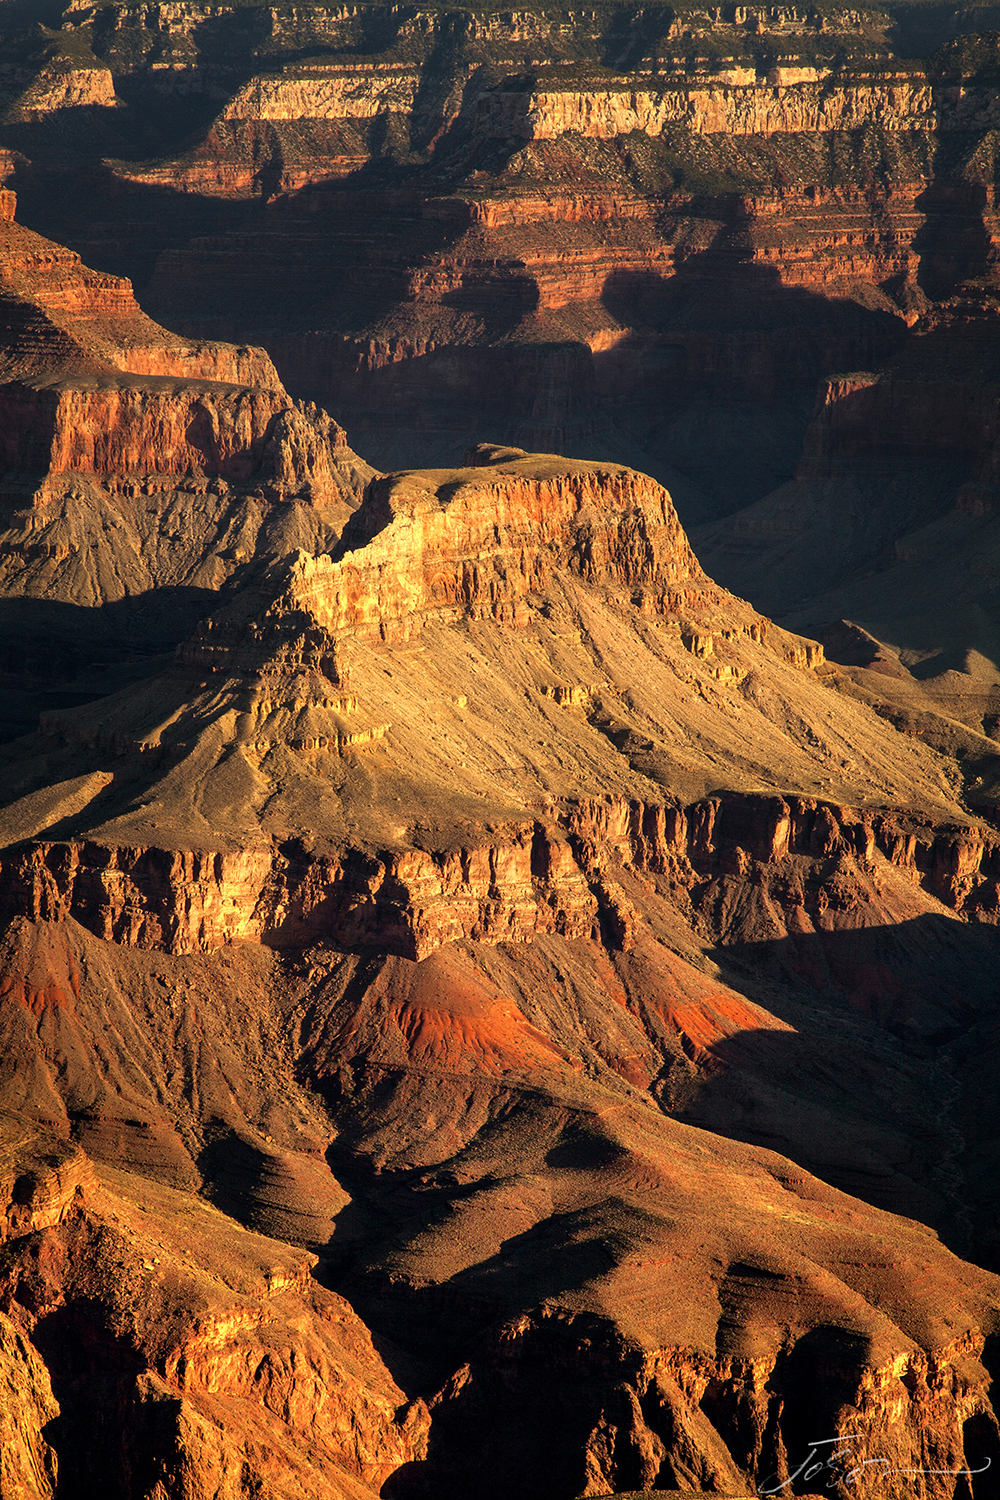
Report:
3,4,1000,1496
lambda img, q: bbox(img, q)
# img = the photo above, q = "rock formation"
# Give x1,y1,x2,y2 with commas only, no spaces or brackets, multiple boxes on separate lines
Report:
4,1,1000,1495
0,1108,428,1500
1,436,1000,1495
0,190,375,743
0,0,969,491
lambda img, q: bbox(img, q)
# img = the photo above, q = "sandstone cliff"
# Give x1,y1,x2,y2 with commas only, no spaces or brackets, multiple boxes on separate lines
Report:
1,445,1000,1494
0,194,376,744
4,2,1000,1492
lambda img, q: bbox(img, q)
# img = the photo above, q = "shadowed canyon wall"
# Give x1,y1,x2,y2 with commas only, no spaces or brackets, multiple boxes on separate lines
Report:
4,0,1000,513
3,2,1000,1497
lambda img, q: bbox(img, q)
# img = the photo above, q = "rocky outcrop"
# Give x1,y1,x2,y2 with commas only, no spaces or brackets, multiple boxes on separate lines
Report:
0,1114,428,1500
9,7,1000,1490
0,193,368,503
0,1123,93,1241
402,1305,1000,1500
1,448,994,970
4,788,1000,960
0,377,292,480
0,1312,58,1500
8,66,118,120
0,200,283,389
173,445,716,690
0,198,380,755
223,69,421,124
477,69,935,141
278,447,705,637
261,399,372,508
794,281,1000,484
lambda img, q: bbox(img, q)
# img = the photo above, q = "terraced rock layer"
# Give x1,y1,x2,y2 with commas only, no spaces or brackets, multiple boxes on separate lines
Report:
0,191,375,744
3,446,1000,1495
0,0,992,509
5,4,1000,1494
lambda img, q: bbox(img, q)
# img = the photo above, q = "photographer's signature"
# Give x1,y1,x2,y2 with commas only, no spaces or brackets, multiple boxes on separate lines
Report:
758,1434,992,1493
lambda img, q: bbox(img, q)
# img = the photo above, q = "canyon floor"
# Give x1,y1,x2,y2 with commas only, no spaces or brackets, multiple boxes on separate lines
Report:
3,0,1000,1497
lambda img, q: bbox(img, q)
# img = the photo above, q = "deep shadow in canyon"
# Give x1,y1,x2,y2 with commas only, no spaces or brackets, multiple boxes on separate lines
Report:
687,912,1000,1268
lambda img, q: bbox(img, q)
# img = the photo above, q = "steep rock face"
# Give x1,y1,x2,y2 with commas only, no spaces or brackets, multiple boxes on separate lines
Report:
3,446,1000,1492
0,1120,93,1239
224,70,421,125
0,1112,428,1499
0,194,376,743
9,65,119,120
0,1311,58,1500
241,448,706,645
0,447,979,969
0,202,281,390
478,69,935,141
0,195,369,503
0,192,373,513
12,0,1000,520
0,377,291,480
9,786,1000,960
6,787,1000,962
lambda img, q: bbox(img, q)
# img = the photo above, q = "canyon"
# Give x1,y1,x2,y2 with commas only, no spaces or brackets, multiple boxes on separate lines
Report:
0,0,999,1498
3,364,1000,1493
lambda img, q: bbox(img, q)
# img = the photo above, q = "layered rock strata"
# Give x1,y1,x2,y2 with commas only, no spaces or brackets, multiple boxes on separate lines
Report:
9,0,1000,531
0,445,981,964
5,3,1000,1485
0,1112,428,1500
0,0,984,504
0,193,375,742
0,193,369,506
2,447,1000,1493
477,68,936,141
6,788,1000,961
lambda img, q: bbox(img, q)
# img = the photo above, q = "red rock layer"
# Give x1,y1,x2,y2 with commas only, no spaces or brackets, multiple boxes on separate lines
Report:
145,171,933,460
0,198,281,389
0,196,376,639
0,377,290,480
0,191,371,506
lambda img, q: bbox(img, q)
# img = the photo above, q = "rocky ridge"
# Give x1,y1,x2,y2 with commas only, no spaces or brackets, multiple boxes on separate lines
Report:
3,2,1000,1494
3,441,972,965
0,190,376,744
1,442,1000,1493
0,1110,429,1500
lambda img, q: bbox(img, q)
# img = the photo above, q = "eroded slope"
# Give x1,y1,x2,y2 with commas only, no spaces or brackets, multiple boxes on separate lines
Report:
0,191,376,744
1,448,1000,1496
